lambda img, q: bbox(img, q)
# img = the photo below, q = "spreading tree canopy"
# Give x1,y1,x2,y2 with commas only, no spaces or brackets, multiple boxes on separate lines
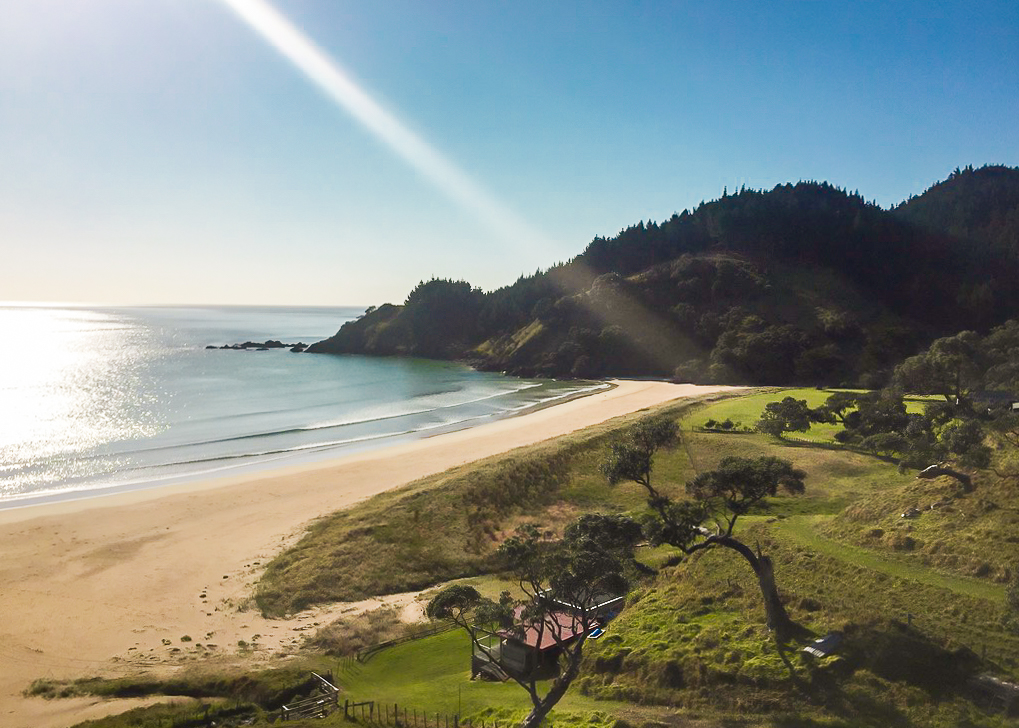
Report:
756,396,813,438
427,515,641,728
600,417,806,639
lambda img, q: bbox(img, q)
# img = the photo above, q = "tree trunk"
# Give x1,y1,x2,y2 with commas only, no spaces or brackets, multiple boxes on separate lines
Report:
917,464,972,492
717,536,795,640
518,642,585,728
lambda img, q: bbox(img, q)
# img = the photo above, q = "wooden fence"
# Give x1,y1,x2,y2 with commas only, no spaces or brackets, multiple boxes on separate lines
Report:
345,699,524,728
280,672,341,721
356,623,456,663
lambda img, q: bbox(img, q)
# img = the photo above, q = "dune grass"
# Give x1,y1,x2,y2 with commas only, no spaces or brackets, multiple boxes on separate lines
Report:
255,391,741,616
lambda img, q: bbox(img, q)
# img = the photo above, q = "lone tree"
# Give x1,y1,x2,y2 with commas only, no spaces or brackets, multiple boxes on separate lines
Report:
892,330,985,405
427,515,641,728
601,417,806,640
811,391,860,425
756,396,813,438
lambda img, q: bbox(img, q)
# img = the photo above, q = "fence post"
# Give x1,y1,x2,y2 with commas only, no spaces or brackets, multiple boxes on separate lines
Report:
345,699,350,719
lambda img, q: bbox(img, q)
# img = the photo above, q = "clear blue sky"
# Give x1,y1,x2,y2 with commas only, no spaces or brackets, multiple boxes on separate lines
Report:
2,0,1016,306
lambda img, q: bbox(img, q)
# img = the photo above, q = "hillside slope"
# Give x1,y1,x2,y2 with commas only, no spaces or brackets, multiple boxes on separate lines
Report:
310,175,1019,385
894,164,1019,262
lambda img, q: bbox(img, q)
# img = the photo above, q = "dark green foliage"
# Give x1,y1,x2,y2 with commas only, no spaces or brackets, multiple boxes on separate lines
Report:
686,456,806,519
428,517,641,728
599,417,679,489
839,393,911,441
426,584,487,623
310,173,1019,384
939,419,992,469
756,396,813,438
563,513,644,553
307,278,483,358
834,390,993,473
836,322,1019,472
812,391,860,424
712,323,810,385
983,319,1019,392
403,279,485,357
892,330,985,403
895,164,1019,262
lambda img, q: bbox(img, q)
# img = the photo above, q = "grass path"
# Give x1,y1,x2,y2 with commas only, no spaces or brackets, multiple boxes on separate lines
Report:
771,515,1004,602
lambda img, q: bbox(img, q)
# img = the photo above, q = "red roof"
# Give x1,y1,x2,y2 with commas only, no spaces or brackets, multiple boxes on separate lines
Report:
498,607,587,651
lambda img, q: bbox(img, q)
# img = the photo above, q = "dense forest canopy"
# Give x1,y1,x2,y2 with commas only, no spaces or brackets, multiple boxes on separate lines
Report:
895,165,1019,262
309,167,1019,386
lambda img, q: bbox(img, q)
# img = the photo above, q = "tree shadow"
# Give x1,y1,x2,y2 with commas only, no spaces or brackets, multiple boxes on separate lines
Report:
776,618,984,727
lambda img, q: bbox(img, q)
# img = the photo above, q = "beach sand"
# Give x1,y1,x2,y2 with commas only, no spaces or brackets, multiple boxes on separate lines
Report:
0,381,740,727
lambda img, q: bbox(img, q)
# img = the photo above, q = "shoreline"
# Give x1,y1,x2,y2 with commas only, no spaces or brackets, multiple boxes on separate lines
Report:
0,379,614,515
0,380,740,728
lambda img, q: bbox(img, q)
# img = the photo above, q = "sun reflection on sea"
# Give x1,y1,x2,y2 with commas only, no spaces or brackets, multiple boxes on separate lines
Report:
0,306,162,495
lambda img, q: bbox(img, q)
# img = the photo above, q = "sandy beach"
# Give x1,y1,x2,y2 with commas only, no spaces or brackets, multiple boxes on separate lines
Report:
0,381,739,727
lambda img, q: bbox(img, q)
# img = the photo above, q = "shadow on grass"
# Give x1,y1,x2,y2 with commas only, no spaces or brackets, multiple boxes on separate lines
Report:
779,618,984,728
775,438,901,467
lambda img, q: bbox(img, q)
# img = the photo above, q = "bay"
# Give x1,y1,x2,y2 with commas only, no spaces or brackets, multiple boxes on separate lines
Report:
0,305,603,508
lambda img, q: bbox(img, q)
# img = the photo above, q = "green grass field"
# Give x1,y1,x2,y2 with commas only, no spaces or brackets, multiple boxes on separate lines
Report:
685,388,935,445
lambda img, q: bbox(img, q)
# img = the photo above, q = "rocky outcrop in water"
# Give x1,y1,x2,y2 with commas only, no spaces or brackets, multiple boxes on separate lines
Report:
206,340,307,352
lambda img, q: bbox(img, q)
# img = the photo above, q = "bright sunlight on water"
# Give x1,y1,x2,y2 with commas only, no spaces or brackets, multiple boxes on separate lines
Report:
0,305,601,506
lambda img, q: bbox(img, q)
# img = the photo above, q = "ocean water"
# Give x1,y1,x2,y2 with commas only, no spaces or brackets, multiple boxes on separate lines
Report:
0,305,604,508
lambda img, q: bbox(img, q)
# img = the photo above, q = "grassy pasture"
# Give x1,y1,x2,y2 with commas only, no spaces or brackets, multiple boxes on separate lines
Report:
685,388,935,444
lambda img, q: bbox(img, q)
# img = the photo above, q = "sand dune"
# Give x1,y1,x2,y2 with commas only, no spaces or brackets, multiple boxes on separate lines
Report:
0,381,740,727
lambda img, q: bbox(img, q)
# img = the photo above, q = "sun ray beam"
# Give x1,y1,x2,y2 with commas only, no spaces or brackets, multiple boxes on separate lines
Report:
220,0,698,377
219,0,551,255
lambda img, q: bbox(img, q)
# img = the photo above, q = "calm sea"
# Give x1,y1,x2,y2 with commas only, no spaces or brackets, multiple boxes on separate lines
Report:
0,305,603,508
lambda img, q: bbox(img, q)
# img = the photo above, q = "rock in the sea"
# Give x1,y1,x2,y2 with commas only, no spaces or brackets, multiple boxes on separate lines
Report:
209,339,302,351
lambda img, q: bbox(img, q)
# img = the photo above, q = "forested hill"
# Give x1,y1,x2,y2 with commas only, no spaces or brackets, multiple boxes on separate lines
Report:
308,170,1019,386
893,164,1019,262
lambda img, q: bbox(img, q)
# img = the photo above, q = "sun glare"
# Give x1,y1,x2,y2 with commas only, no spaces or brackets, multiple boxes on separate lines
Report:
217,0,682,370
219,0,551,256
